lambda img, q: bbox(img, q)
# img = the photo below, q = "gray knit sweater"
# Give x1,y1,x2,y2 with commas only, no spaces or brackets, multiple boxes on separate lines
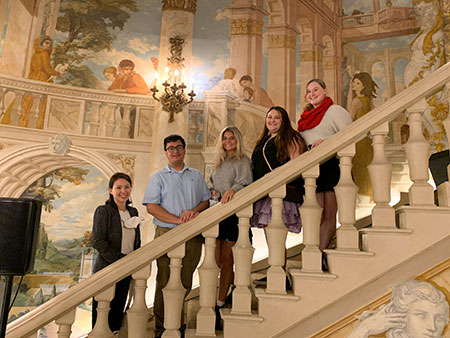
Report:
209,156,253,197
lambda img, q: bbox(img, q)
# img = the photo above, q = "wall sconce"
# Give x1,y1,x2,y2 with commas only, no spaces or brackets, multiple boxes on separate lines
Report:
151,36,196,123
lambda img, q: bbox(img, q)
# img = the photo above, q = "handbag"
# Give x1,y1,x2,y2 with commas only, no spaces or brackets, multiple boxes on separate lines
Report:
262,138,304,204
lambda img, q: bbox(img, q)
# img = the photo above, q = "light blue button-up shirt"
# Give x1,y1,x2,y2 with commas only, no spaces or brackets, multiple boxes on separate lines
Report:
142,164,211,228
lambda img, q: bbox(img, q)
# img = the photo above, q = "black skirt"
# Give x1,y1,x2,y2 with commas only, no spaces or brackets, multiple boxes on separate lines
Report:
217,213,252,242
316,156,340,192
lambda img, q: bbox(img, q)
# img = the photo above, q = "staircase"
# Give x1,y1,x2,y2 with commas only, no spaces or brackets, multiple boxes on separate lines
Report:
6,62,450,338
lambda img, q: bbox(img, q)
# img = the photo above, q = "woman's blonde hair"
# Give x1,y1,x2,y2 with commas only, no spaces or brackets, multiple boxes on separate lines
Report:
214,126,246,169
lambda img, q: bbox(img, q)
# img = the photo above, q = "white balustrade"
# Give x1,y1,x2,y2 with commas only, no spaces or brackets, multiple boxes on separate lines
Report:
162,243,186,338
55,308,76,338
232,204,254,315
404,100,434,206
300,165,322,273
438,83,450,206
266,185,287,294
88,285,115,338
196,223,219,336
28,93,42,129
368,122,395,227
335,144,359,250
127,265,152,338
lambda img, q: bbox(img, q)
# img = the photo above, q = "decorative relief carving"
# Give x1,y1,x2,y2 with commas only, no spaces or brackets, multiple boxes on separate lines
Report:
49,134,72,156
162,0,197,14
48,99,81,132
106,153,136,179
230,19,263,36
268,34,296,49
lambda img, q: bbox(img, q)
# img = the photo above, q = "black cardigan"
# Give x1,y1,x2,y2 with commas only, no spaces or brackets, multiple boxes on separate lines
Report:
91,201,141,273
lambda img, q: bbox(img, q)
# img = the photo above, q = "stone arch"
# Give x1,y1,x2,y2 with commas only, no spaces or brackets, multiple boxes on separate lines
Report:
322,35,334,57
297,17,313,43
0,144,122,197
266,0,286,26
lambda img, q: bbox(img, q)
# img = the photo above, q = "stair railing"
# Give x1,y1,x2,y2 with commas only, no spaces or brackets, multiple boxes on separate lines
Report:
7,61,450,337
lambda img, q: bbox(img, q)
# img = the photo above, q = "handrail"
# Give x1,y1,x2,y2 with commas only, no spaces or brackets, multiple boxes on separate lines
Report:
7,61,450,337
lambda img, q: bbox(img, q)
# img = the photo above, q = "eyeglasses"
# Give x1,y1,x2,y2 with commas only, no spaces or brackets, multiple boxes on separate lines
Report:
166,145,185,152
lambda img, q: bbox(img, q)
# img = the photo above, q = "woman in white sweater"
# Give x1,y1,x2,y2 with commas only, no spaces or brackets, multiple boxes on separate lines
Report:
297,79,352,269
209,126,252,328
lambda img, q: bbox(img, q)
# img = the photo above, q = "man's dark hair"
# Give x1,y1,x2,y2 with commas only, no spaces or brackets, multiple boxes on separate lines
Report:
239,75,253,83
119,59,135,69
163,134,186,150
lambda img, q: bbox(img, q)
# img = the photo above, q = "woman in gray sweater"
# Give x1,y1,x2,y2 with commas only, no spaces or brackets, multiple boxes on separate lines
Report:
210,126,252,328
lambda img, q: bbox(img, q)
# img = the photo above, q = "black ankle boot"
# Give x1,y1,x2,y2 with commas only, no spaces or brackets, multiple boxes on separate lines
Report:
215,305,223,331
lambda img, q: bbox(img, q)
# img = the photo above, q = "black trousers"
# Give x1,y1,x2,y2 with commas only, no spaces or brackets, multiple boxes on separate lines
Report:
92,275,132,332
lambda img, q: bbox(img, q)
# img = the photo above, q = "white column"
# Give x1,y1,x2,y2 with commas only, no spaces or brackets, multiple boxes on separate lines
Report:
368,122,395,227
105,104,117,137
232,204,254,315
335,144,359,250
127,265,152,338
196,223,219,336
162,243,186,338
55,308,76,338
88,286,115,338
266,185,287,294
404,99,434,206
300,165,323,273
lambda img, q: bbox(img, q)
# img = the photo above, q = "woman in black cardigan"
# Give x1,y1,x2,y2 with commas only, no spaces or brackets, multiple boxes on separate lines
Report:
91,172,141,333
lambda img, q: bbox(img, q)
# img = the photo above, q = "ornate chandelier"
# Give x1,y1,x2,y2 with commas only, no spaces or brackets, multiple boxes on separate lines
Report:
151,36,196,123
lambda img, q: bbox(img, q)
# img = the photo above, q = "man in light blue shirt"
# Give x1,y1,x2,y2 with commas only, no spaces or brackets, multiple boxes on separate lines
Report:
143,134,210,338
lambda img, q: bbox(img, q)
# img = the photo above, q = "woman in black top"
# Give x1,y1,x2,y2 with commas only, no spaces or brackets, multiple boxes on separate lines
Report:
250,106,305,233
91,172,141,333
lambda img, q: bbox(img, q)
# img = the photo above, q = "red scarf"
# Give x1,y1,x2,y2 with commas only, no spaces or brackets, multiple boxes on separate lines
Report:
297,96,334,131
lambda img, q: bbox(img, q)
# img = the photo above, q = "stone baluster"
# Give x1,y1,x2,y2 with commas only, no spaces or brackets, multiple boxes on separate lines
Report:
300,165,323,273
88,285,115,338
0,88,5,116
105,104,117,137
196,223,219,336
266,185,287,294
162,243,186,338
10,90,25,126
28,93,42,129
368,122,395,227
232,204,254,315
404,99,434,206
335,144,359,250
87,102,101,136
55,308,76,338
127,265,152,338
120,105,132,138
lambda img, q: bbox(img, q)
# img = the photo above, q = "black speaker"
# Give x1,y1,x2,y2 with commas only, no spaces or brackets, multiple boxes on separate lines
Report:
0,198,42,275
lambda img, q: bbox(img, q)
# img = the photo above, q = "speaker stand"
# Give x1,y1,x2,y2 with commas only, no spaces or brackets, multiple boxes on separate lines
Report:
0,276,13,338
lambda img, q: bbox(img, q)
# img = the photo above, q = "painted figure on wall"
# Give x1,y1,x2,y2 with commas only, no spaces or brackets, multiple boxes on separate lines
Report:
239,75,274,108
103,66,118,91
210,67,239,97
349,72,378,197
349,279,449,338
1,35,62,128
110,59,149,95
403,0,447,151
